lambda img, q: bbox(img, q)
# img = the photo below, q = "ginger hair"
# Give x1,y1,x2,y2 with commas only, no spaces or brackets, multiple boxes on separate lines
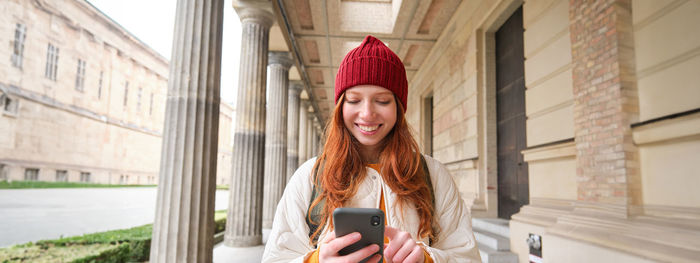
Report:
308,93,434,244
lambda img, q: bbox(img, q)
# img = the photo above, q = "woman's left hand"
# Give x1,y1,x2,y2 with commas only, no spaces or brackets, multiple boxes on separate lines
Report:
384,226,425,263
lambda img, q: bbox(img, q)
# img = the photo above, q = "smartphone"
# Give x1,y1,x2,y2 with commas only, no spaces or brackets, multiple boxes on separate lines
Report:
332,207,384,263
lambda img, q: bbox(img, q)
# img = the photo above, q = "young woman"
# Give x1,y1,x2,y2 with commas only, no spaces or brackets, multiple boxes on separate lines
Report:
262,35,481,263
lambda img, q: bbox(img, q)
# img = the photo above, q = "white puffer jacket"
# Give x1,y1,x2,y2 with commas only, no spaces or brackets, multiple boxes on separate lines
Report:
262,155,482,262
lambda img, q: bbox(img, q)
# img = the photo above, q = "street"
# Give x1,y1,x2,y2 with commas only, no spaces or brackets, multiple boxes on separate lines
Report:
0,187,229,247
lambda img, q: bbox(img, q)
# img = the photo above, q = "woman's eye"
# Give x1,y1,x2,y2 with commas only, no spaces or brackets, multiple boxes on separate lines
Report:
346,100,360,104
376,100,391,105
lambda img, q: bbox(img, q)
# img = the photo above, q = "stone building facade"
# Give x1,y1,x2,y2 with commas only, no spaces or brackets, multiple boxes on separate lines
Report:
210,0,698,261
47,0,692,261
403,0,700,261
0,0,233,186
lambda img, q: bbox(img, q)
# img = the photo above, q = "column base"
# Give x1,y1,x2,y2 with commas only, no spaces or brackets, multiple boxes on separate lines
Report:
262,220,272,229
214,242,265,263
224,234,262,247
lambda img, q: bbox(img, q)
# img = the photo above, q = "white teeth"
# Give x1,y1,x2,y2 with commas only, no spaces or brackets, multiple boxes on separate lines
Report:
358,124,379,132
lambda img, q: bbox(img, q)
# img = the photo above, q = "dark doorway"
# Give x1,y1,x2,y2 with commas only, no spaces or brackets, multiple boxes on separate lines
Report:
495,6,528,219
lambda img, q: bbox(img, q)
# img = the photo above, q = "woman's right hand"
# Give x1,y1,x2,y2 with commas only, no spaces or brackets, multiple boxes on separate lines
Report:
319,231,382,263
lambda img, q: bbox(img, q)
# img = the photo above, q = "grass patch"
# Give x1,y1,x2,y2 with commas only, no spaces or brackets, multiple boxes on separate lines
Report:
2,225,152,263
0,180,156,189
0,243,120,263
0,210,228,263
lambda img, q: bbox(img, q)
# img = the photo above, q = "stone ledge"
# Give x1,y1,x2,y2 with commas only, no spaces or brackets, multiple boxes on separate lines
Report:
548,212,700,263
511,198,575,227
522,141,576,162
632,111,700,145
0,83,162,137
512,199,700,262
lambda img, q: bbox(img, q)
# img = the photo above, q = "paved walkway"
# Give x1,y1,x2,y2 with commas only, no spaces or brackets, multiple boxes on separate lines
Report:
0,187,229,247
213,228,270,262
214,244,266,263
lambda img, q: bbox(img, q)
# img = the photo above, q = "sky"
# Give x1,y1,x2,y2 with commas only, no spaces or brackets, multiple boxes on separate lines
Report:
87,0,242,106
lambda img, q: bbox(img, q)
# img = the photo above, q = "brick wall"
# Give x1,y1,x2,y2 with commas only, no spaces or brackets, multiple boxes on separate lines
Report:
569,0,641,211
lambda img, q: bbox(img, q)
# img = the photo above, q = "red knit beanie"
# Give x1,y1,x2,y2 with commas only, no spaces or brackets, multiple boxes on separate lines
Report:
335,35,408,112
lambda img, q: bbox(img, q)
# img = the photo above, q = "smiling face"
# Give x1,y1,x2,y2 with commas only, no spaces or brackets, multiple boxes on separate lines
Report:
342,85,398,156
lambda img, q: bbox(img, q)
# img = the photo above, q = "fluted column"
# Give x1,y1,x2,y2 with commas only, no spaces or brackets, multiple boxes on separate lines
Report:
225,3,273,247
286,81,302,181
316,122,324,153
150,0,223,262
311,120,318,158
298,99,309,164
306,112,314,159
315,121,322,154
262,51,293,229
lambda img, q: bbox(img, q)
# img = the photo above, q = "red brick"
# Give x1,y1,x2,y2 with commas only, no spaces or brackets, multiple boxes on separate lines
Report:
570,0,640,208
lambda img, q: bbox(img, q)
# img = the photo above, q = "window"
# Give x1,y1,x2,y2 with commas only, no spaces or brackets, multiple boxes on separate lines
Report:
137,87,142,111
149,93,154,116
98,71,103,99
24,168,39,181
45,43,59,81
12,23,27,68
80,172,91,183
119,174,129,184
55,170,67,182
75,59,86,92
123,81,129,108
1,92,19,116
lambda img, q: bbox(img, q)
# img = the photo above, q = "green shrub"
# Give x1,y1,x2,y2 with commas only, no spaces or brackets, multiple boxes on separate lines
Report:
70,243,130,263
1,210,228,263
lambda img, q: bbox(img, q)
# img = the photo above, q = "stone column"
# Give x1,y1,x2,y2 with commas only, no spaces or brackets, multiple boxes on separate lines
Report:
286,81,302,181
311,120,318,157
225,3,273,247
569,0,640,216
314,121,322,153
306,112,314,159
298,99,309,164
262,51,293,229
150,0,223,262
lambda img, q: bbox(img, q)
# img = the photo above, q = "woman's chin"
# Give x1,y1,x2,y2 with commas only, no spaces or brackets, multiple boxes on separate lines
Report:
356,138,382,148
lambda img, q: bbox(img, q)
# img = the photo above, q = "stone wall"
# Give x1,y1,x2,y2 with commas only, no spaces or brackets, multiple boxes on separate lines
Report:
0,0,233,186
631,0,700,210
407,0,700,261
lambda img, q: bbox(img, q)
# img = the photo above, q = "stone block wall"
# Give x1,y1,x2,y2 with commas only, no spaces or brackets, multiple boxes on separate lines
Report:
407,0,700,261
0,0,234,186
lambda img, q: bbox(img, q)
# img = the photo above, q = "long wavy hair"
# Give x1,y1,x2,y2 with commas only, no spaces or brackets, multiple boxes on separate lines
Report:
308,92,435,244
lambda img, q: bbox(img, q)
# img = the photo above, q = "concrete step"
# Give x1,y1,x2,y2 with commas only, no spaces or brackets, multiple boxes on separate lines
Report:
474,229,511,251
479,245,518,263
472,218,510,238
472,218,518,263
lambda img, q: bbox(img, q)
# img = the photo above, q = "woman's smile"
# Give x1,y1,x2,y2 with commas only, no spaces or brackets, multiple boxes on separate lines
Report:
356,123,382,134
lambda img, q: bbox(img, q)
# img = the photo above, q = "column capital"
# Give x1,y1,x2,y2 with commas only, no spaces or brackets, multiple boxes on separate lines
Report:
233,0,274,28
289,80,304,94
268,51,294,68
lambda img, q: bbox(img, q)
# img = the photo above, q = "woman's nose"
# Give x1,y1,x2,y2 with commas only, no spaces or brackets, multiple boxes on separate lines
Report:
359,101,374,119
